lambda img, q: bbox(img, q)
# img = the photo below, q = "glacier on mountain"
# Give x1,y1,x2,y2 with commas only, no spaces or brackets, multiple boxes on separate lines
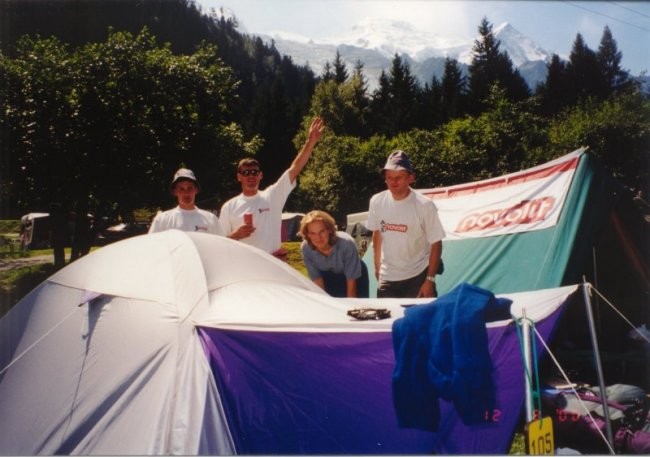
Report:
259,18,552,90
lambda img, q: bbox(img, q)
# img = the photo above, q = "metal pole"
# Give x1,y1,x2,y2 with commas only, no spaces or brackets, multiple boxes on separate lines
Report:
581,280,614,452
522,309,534,422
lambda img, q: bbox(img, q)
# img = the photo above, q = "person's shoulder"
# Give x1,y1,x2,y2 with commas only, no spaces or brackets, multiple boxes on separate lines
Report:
156,207,179,217
413,190,435,205
369,189,389,203
220,193,242,207
264,169,293,193
337,232,359,250
197,207,218,218
336,231,355,243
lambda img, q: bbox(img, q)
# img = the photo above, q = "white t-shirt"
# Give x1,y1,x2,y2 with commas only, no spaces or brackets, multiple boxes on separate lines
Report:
148,206,223,235
366,188,445,281
219,169,296,253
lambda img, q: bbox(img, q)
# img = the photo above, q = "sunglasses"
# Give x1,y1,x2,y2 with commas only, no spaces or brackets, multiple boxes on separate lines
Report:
239,169,261,177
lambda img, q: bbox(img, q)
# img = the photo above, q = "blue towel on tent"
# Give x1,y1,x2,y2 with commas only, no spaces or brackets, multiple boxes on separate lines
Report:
391,282,512,431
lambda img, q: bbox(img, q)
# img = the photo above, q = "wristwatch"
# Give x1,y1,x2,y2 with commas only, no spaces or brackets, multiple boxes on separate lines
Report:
426,275,436,283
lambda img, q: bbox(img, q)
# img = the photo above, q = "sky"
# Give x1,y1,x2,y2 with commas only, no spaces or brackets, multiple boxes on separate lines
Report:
199,0,650,76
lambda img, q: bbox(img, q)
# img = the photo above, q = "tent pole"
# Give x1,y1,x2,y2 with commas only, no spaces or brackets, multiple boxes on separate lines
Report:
522,310,534,422
581,280,614,451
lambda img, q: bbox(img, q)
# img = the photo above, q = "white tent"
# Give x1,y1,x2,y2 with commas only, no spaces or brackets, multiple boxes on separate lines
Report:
0,230,577,455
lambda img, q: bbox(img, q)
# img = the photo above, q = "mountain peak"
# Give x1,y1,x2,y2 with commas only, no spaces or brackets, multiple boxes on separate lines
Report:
492,21,550,66
327,17,469,61
250,17,553,90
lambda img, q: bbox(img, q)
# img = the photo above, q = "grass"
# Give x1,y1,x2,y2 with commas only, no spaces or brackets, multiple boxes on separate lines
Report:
0,263,54,318
510,432,526,454
0,219,23,259
283,241,307,276
0,219,20,233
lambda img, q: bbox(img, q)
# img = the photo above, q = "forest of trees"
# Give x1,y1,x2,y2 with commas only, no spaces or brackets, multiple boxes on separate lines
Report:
1,0,648,244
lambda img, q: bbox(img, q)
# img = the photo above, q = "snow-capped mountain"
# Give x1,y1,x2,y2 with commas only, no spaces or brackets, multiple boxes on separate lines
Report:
321,17,470,62
258,18,552,91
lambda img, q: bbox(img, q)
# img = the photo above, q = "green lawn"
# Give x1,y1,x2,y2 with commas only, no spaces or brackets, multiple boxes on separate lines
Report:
283,241,307,276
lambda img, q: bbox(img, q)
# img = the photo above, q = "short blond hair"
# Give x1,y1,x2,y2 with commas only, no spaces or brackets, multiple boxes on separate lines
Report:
299,210,338,249
237,158,260,171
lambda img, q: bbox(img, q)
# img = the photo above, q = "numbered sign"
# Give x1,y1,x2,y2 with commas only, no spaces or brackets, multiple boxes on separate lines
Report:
525,416,554,455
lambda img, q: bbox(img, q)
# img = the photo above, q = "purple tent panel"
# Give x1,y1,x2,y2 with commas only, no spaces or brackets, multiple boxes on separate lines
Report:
198,305,563,455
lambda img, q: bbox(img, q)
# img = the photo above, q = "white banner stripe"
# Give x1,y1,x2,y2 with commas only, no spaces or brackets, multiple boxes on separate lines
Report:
420,149,584,240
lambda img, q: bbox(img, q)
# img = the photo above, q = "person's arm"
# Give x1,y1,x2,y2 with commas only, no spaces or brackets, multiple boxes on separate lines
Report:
227,224,255,240
288,117,325,183
346,278,358,298
219,203,255,240
312,276,325,290
416,240,442,298
148,212,162,233
341,237,362,298
372,230,382,280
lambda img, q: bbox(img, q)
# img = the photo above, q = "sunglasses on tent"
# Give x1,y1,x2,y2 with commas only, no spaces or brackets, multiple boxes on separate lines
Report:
238,169,261,177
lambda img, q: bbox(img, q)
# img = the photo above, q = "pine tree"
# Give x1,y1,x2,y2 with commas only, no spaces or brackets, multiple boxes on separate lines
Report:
348,60,370,137
321,62,334,82
332,50,349,84
419,75,443,129
369,70,391,135
597,26,630,96
440,57,466,121
370,54,420,135
467,17,529,114
568,32,604,101
536,53,572,115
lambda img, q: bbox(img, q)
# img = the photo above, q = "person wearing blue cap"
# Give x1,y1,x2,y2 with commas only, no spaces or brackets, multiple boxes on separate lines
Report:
366,150,445,298
149,168,223,235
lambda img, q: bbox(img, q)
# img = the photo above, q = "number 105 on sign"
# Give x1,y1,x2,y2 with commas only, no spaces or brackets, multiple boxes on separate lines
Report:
526,416,554,455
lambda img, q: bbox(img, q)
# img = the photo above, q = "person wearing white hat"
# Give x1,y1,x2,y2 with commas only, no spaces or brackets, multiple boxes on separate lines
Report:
148,168,224,235
366,150,445,298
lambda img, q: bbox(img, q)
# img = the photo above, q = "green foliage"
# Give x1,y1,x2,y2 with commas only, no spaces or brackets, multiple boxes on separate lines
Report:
0,0,316,218
1,28,252,220
548,92,650,192
294,128,391,223
308,78,369,138
1,0,646,226
536,27,633,116
370,54,421,136
467,18,530,114
440,57,466,121
433,86,550,183
296,82,647,222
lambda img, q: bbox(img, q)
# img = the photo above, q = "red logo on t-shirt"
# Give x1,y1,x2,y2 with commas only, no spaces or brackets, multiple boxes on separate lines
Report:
380,220,408,233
